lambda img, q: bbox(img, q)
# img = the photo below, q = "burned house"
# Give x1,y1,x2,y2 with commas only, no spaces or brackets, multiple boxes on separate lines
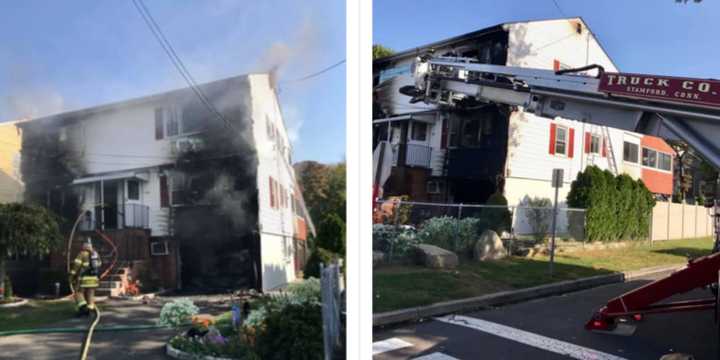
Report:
374,17,674,213
18,74,313,293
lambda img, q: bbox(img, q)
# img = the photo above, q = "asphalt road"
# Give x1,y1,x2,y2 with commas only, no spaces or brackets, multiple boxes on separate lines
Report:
374,271,719,360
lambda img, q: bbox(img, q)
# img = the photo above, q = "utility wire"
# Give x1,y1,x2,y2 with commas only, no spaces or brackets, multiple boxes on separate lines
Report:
131,0,234,130
280,59,346,85
552,0,568,18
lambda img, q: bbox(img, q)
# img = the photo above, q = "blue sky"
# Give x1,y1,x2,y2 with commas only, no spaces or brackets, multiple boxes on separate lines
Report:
374,0,719,79
0,1,345,164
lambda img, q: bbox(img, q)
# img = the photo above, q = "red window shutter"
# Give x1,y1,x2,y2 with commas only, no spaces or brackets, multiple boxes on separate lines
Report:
549,124,557,155
602,138,608,157
159,174,169,208
584,132,591,153
154,108,164,140
269,177,275,208
568,128,575,158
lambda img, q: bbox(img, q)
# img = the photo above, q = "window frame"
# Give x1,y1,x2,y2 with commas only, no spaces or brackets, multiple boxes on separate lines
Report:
589,134,601,154
554,125,569,156
642,147,658,168
126,179,140,202
623,141,639,164
410,121,428,142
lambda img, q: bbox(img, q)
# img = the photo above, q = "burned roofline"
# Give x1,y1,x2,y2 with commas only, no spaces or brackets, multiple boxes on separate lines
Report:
17,73,259,129
373,16,619,71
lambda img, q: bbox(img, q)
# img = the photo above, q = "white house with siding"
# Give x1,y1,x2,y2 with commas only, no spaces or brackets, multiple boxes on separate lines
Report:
18,73,312,292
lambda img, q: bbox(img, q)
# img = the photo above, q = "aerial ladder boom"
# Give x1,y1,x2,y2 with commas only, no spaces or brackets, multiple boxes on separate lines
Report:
404,55,720,332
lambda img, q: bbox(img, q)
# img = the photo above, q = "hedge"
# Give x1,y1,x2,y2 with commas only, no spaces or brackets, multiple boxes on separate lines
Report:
566,166,655,242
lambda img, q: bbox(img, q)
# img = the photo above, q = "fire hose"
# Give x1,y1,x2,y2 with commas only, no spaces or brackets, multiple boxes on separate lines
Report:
65,207,119,360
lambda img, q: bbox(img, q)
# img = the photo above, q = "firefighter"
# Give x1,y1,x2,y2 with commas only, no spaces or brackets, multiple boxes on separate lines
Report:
69,238,101,316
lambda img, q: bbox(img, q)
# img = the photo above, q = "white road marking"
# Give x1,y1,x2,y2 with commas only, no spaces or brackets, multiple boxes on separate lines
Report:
373,337,413,355
436,315,628,360
413,352,461,360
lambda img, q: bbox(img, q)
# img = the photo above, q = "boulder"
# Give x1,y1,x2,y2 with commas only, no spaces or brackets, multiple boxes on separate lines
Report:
373,251,385,268
474,230,507,261
413,244,458,269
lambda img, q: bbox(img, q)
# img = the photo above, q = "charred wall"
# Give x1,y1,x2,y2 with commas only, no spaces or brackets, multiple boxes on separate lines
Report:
171,77,262,290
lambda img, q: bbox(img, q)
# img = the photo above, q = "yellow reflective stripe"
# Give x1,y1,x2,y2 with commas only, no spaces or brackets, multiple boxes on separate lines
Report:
81,262,90,266
69,270,76,275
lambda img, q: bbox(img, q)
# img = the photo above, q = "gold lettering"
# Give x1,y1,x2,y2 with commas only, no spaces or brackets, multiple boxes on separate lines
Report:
657,79,670,87
698,82,711,93
682,81,694,90
606,74,617,86
630,77,640,85
643,78,655,86
618,76,627,85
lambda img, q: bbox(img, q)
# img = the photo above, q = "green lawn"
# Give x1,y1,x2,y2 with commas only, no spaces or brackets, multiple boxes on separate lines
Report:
374,237,713,313
0,299,77,332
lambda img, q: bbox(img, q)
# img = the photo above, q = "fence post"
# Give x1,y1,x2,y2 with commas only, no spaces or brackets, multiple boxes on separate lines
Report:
390,200,401,263
667,201,671,241
681,202,685,240
455,204,463,253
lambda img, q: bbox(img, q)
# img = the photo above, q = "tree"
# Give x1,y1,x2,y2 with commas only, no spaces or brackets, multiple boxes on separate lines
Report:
373,44,395,60
0,203,62,297
315,213,346,254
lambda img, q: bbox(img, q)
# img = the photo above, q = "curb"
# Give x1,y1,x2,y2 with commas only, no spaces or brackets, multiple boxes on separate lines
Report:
373,263,684,327
0,298,28,308
166,341,236,360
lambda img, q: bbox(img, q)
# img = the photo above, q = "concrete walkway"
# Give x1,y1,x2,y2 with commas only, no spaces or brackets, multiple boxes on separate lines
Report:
0,299,180,360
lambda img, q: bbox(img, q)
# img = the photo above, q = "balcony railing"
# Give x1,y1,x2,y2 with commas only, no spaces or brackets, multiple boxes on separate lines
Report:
79,203,150,231
390,144,432,169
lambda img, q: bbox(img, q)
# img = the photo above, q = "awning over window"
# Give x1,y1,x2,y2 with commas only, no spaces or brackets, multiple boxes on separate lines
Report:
372,112,438,124
72,171,149,185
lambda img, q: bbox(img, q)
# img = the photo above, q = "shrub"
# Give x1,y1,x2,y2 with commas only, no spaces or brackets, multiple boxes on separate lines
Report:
567,165,656,242
253,301,323,360
372,224,419,260
286,278,321,303
304,248,339,279
417,216,479,256
525,197,553,245
315,213,345,254
478,192,512,234
158,298,199,328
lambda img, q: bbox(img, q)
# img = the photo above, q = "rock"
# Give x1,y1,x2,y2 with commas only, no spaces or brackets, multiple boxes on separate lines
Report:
474,230,507,261
373,251,385,268
413,244,458,269
660,354,695,360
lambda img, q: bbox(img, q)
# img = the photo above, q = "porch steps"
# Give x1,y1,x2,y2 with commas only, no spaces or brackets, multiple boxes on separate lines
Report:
95,265,130,297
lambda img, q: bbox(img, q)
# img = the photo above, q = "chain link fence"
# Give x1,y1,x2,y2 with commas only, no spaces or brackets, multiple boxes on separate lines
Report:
373,199,587,263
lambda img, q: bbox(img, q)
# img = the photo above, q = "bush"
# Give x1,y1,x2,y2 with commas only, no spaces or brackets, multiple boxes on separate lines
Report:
253,301,323,360
525,197,553,245
304,248,339,279
478,192,512,234
567,165,655,242
286,278,321,303
159,298,199,328
417,216,479,256
372,224,419,260
315,213,345,254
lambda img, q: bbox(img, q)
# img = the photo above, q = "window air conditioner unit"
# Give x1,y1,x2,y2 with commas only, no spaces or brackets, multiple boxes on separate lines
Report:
171,138,198,155
150,241,169,256
427,180,443,194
